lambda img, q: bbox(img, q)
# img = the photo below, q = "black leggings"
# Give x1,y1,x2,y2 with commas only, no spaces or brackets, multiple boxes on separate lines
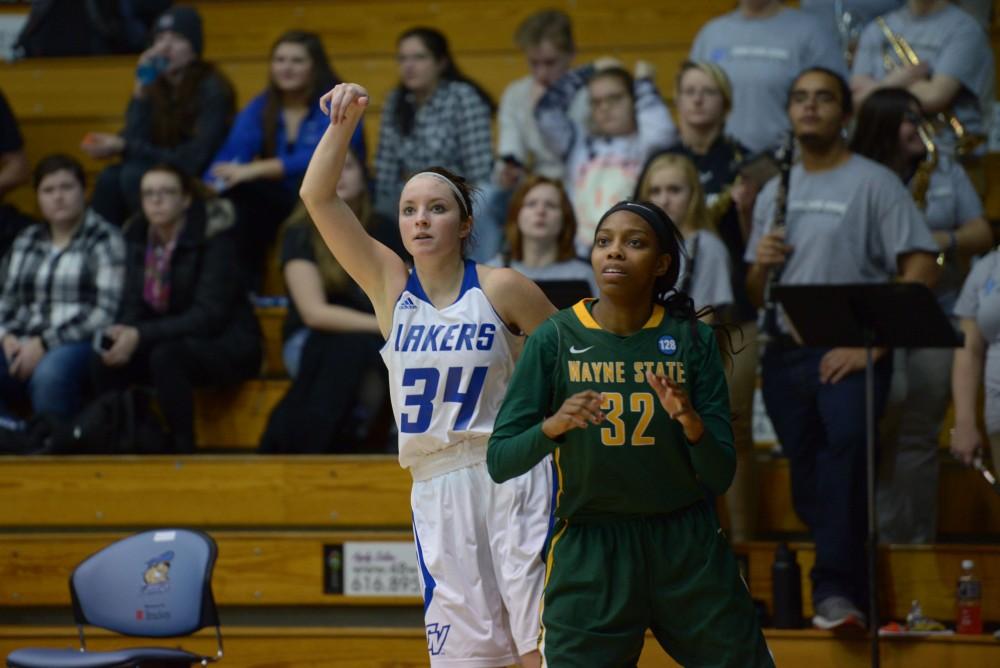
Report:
222,179,298,288
93,334,260,451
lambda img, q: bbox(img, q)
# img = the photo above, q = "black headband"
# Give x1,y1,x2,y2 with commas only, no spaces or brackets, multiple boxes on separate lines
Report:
595,200,673,252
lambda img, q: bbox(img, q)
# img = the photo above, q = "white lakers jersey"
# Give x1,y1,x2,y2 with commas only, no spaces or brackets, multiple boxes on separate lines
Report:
381,260,519,476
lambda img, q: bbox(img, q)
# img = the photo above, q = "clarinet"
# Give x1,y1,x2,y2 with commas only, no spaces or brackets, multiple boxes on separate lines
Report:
759,132,795,347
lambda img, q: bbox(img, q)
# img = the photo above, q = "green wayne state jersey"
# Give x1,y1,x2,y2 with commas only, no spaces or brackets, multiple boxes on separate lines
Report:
488,299,736,521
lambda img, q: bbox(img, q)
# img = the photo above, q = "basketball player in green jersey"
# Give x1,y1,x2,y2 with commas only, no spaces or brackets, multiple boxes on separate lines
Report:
488,200,772,667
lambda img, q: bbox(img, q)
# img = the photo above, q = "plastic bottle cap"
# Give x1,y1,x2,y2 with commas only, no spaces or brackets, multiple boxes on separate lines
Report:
962,559,974,570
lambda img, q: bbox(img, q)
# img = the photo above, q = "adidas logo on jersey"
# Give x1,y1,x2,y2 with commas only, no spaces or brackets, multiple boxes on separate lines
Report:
399,297,418,310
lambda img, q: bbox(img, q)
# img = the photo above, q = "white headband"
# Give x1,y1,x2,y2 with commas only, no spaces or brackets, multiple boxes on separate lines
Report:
407,171,469,217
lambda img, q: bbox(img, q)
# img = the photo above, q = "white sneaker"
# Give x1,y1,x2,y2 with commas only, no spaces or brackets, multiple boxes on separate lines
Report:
812,596,867,630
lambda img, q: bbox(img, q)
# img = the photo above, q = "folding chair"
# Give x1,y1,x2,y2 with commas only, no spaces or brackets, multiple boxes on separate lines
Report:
7,529,223,667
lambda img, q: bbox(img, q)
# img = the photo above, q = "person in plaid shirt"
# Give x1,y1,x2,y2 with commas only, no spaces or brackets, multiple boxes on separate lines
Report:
374,27,495,221
0,155,125,419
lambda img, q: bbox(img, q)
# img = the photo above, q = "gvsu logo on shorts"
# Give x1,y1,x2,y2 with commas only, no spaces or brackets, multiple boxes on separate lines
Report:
658,335,677,356
427,623,450,656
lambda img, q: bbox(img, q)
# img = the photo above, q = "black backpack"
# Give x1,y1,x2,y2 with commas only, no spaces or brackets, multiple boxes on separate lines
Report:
50,388,172,454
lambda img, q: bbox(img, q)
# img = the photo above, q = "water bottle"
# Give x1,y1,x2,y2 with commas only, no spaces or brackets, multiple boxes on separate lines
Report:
136,56,168,86
772,542,803,628
956,559,983,634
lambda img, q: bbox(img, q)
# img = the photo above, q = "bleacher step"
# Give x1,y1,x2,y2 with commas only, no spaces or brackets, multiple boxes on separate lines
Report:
4,530,998,624
0,625,995,668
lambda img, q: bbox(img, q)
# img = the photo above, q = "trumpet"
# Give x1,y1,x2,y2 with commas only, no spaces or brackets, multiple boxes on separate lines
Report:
876,17,983,157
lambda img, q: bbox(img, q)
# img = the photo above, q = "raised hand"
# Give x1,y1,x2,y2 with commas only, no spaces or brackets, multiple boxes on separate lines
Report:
80,132,125,160
542,390,605,439
646,371,704,443
320,83,370,125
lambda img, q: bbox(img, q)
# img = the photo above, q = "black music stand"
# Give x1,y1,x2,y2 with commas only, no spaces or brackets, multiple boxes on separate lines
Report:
772,283,961,668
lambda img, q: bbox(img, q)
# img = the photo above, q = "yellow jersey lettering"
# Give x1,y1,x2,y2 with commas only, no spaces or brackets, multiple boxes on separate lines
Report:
568,360,581,383
601,362,615,383
589,362,603,382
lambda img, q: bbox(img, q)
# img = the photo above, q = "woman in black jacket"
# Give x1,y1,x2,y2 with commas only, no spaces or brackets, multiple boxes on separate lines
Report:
93,163,261,452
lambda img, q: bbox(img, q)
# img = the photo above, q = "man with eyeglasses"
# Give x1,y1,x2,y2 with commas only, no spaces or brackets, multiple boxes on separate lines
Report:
745,67,939,631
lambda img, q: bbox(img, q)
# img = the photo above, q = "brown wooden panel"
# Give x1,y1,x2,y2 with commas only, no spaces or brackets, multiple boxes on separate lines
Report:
985,154,1000,221
0,531,416,607
256,306,287,377
755,455,1000,537
740,541,1000,624
0,625,996,668
3,46,690,122
0,455,411,528
194,379,288,448
189,0,734,59
0,454,992,533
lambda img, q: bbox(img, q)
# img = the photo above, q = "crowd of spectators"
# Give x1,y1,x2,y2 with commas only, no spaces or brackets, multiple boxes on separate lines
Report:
0,0,997,627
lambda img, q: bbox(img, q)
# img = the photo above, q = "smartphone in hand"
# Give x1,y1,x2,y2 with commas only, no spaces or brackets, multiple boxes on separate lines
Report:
92,330,114,355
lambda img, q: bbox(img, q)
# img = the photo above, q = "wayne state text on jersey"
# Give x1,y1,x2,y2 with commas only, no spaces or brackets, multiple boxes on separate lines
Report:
390,322,497,353
568,359,687,385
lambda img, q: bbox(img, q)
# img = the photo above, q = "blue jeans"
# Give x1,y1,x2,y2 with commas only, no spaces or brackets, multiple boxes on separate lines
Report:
0,341,94,419
282,328,310,379
761,346,891,609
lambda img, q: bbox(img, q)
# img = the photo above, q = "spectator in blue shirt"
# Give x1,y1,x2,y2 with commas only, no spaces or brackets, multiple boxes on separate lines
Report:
205,30,365,286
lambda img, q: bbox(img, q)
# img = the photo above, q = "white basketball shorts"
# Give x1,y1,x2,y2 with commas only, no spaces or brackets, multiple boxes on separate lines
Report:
411,457,554,667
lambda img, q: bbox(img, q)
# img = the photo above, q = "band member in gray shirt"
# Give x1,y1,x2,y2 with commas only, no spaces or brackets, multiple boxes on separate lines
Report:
851,0,994,159
690,0,846,153
746,67,938,631
850,87,991,545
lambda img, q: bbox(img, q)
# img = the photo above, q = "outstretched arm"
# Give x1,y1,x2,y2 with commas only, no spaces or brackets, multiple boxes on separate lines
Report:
300,83,409,337
951,318,986,465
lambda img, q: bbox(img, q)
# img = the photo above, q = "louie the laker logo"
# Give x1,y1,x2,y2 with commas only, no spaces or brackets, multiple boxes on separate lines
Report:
426,623,450,656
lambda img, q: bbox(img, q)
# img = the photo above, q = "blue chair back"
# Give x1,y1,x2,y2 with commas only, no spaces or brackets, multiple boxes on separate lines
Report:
69,529,218,638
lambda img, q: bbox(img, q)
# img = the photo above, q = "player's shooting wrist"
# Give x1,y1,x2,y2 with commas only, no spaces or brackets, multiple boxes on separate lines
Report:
677,413,704,443
541,418,567,442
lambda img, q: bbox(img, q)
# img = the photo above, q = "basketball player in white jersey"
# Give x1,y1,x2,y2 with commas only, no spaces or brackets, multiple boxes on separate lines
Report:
301,82,557,668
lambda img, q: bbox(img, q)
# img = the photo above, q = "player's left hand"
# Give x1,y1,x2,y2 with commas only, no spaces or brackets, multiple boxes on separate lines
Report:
646,371,704,442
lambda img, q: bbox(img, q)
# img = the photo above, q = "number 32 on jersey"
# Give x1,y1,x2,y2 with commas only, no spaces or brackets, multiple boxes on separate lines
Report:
600,392,656,447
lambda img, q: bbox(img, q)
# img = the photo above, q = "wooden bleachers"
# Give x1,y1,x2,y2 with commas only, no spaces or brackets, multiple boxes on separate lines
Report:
0,530,416,607
3,527,999,623
0,626,996,667
194,378,285,449
0,454,998,615
0,0,739,212
1,454,996,537
1,3,1000,664
0,455,410,528
736,541,1000,622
